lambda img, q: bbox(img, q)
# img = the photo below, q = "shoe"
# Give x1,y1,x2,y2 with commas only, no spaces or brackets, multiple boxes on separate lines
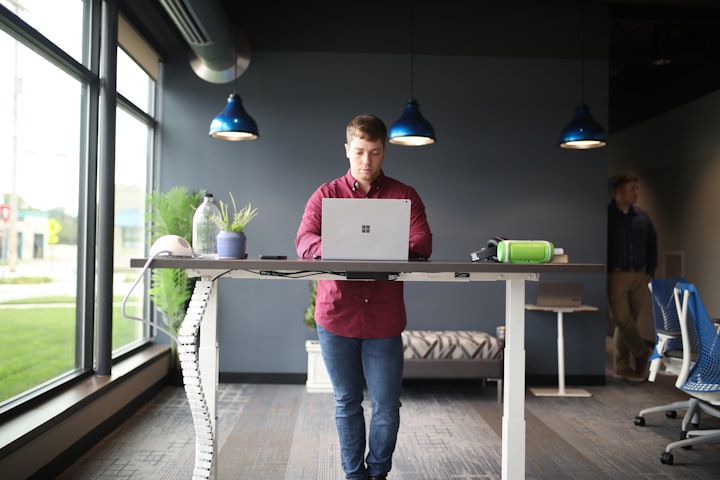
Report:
613,367,646,382
634,347,653,375
369,475,387,480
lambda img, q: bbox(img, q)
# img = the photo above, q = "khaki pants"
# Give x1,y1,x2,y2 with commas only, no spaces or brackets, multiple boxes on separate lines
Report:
607,271,651,370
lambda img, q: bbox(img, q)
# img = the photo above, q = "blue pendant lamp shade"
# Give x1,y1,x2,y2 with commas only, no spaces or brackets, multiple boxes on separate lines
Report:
388,99,436,146
558,103,607,149
558,2,607,150
209,93,259,141
389,1,435,147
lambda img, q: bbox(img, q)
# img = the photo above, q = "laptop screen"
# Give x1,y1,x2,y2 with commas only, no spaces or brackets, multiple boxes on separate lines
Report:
535,281,584,308
321,198,411,261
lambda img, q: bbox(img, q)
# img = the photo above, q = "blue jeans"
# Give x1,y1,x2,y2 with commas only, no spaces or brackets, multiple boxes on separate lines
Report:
317,324,403,479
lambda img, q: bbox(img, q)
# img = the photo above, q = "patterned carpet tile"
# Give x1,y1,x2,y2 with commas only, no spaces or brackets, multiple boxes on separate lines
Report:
57,377,720,479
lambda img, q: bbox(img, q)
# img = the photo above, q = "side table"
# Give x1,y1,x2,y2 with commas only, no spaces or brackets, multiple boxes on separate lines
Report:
525,304,599,397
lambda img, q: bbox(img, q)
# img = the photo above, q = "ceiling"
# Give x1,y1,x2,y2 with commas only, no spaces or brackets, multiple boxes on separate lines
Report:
608,1,720,132
126,0,720,134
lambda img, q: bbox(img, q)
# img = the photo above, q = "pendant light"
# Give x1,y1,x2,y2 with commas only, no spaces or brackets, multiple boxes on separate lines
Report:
388,0,435,146
209,34,259,141
558,2,606,149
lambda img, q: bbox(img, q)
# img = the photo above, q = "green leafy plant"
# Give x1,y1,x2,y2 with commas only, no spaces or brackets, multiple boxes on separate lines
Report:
148,268,193,336
145,186,203,340
209,192,258,233
146,186,202,242
304,280,318,330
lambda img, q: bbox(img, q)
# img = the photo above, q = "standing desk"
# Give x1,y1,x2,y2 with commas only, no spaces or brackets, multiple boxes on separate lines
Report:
131,257,604,480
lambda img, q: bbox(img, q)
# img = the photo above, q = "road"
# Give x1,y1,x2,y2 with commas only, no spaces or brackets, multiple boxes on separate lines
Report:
0,247,136,303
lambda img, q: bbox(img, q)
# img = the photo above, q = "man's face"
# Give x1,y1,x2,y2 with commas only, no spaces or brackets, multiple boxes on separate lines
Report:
617,181,640,206
345,136,385,185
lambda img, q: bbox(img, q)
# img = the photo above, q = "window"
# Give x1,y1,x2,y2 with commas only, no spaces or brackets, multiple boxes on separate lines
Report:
0,1,159,411
113,107,153,351
117,46,155,114
113,17,158,353
0,14,85,407
0,0,84,63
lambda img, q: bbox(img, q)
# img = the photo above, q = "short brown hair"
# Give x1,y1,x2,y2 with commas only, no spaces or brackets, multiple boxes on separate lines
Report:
613,173,639,191
346,114,387,144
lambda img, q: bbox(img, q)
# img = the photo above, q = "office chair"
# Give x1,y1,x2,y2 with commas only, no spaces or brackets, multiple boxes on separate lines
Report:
659,282,720,465
634,277,692,427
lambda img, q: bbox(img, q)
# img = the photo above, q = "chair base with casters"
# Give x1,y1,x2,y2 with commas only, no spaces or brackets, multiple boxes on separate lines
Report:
659,283,720,465
634,399,697,426
634,278,689,427
660,398,720,464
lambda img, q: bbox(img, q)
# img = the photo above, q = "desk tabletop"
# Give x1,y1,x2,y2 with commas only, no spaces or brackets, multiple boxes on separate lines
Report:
525,304,599,312
131,257,605,275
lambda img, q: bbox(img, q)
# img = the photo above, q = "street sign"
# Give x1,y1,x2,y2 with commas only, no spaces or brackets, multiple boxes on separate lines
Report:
0,204,9,223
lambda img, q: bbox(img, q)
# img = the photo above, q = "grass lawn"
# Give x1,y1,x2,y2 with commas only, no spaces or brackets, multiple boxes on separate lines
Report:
0,296,142,402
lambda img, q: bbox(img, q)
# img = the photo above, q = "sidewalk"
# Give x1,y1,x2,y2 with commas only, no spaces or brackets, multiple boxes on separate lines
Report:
1,245,135,303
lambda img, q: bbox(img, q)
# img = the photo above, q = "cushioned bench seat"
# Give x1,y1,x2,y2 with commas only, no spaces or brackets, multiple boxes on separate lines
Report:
401,330,504,402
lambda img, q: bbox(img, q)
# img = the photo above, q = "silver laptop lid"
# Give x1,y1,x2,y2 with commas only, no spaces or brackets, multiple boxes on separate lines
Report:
535,281,584,308
321,198,411,261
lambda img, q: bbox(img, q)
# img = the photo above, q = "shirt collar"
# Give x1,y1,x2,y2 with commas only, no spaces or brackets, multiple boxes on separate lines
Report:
611,199,636,215
345,169,386,195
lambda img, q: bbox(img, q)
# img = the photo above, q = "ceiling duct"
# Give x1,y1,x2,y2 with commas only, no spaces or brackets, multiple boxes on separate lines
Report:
158,0,250,84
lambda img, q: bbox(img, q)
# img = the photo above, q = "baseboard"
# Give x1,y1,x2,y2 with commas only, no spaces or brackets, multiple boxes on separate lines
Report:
220,372,307,384
219,372,606,388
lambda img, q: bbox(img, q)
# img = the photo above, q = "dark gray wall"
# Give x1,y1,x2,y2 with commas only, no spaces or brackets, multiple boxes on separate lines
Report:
610,90,720,318
157,45,609,379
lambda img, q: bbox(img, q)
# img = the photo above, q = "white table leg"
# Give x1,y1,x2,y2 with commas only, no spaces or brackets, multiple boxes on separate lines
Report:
530,310,591,398
502,278,526,480
557,312,566,394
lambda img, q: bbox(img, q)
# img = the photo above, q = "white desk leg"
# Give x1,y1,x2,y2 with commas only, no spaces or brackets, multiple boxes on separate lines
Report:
502,278,526,480
198,279,219,479
530,310,591,398
179,279,219,480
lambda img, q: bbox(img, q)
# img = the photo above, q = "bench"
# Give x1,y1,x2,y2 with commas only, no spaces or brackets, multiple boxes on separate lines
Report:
402,330,505,402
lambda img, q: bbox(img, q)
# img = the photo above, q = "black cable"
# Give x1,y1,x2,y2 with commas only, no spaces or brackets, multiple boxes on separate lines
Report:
211,269,346,281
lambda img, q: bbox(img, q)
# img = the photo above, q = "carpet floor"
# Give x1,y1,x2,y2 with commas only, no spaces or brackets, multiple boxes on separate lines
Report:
56,343,720,479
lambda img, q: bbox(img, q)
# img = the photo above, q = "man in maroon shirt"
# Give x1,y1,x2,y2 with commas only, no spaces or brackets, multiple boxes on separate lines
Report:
296,114,432,480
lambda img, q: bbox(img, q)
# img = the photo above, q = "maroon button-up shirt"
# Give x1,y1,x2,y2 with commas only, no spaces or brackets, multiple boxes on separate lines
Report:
296,169,432,338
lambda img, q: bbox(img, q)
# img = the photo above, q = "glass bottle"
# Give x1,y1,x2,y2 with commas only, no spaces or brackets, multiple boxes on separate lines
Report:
192,193,221,258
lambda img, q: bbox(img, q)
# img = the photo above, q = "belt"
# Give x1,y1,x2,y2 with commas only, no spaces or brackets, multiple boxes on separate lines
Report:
611,266,646,273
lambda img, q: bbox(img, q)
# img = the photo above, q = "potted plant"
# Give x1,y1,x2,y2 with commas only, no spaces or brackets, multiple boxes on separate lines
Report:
304,280,333,392
208,192,258,259
146,186,203,380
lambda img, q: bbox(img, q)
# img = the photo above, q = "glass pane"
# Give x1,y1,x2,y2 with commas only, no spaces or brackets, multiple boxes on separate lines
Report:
117,46,155,115
0,0,85,64
113,107,149,351
0,29,82,404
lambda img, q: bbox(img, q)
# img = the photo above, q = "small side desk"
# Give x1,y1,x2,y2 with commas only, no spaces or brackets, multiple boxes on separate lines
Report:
525,304,598,397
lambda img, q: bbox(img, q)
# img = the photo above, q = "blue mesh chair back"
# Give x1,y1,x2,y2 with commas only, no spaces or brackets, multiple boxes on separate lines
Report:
650,277,687,353
634,277,695,423
676,282,720,396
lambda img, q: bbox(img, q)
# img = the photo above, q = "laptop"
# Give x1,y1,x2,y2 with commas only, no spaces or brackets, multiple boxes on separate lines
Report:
534,281,584,308
321,198,411,261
